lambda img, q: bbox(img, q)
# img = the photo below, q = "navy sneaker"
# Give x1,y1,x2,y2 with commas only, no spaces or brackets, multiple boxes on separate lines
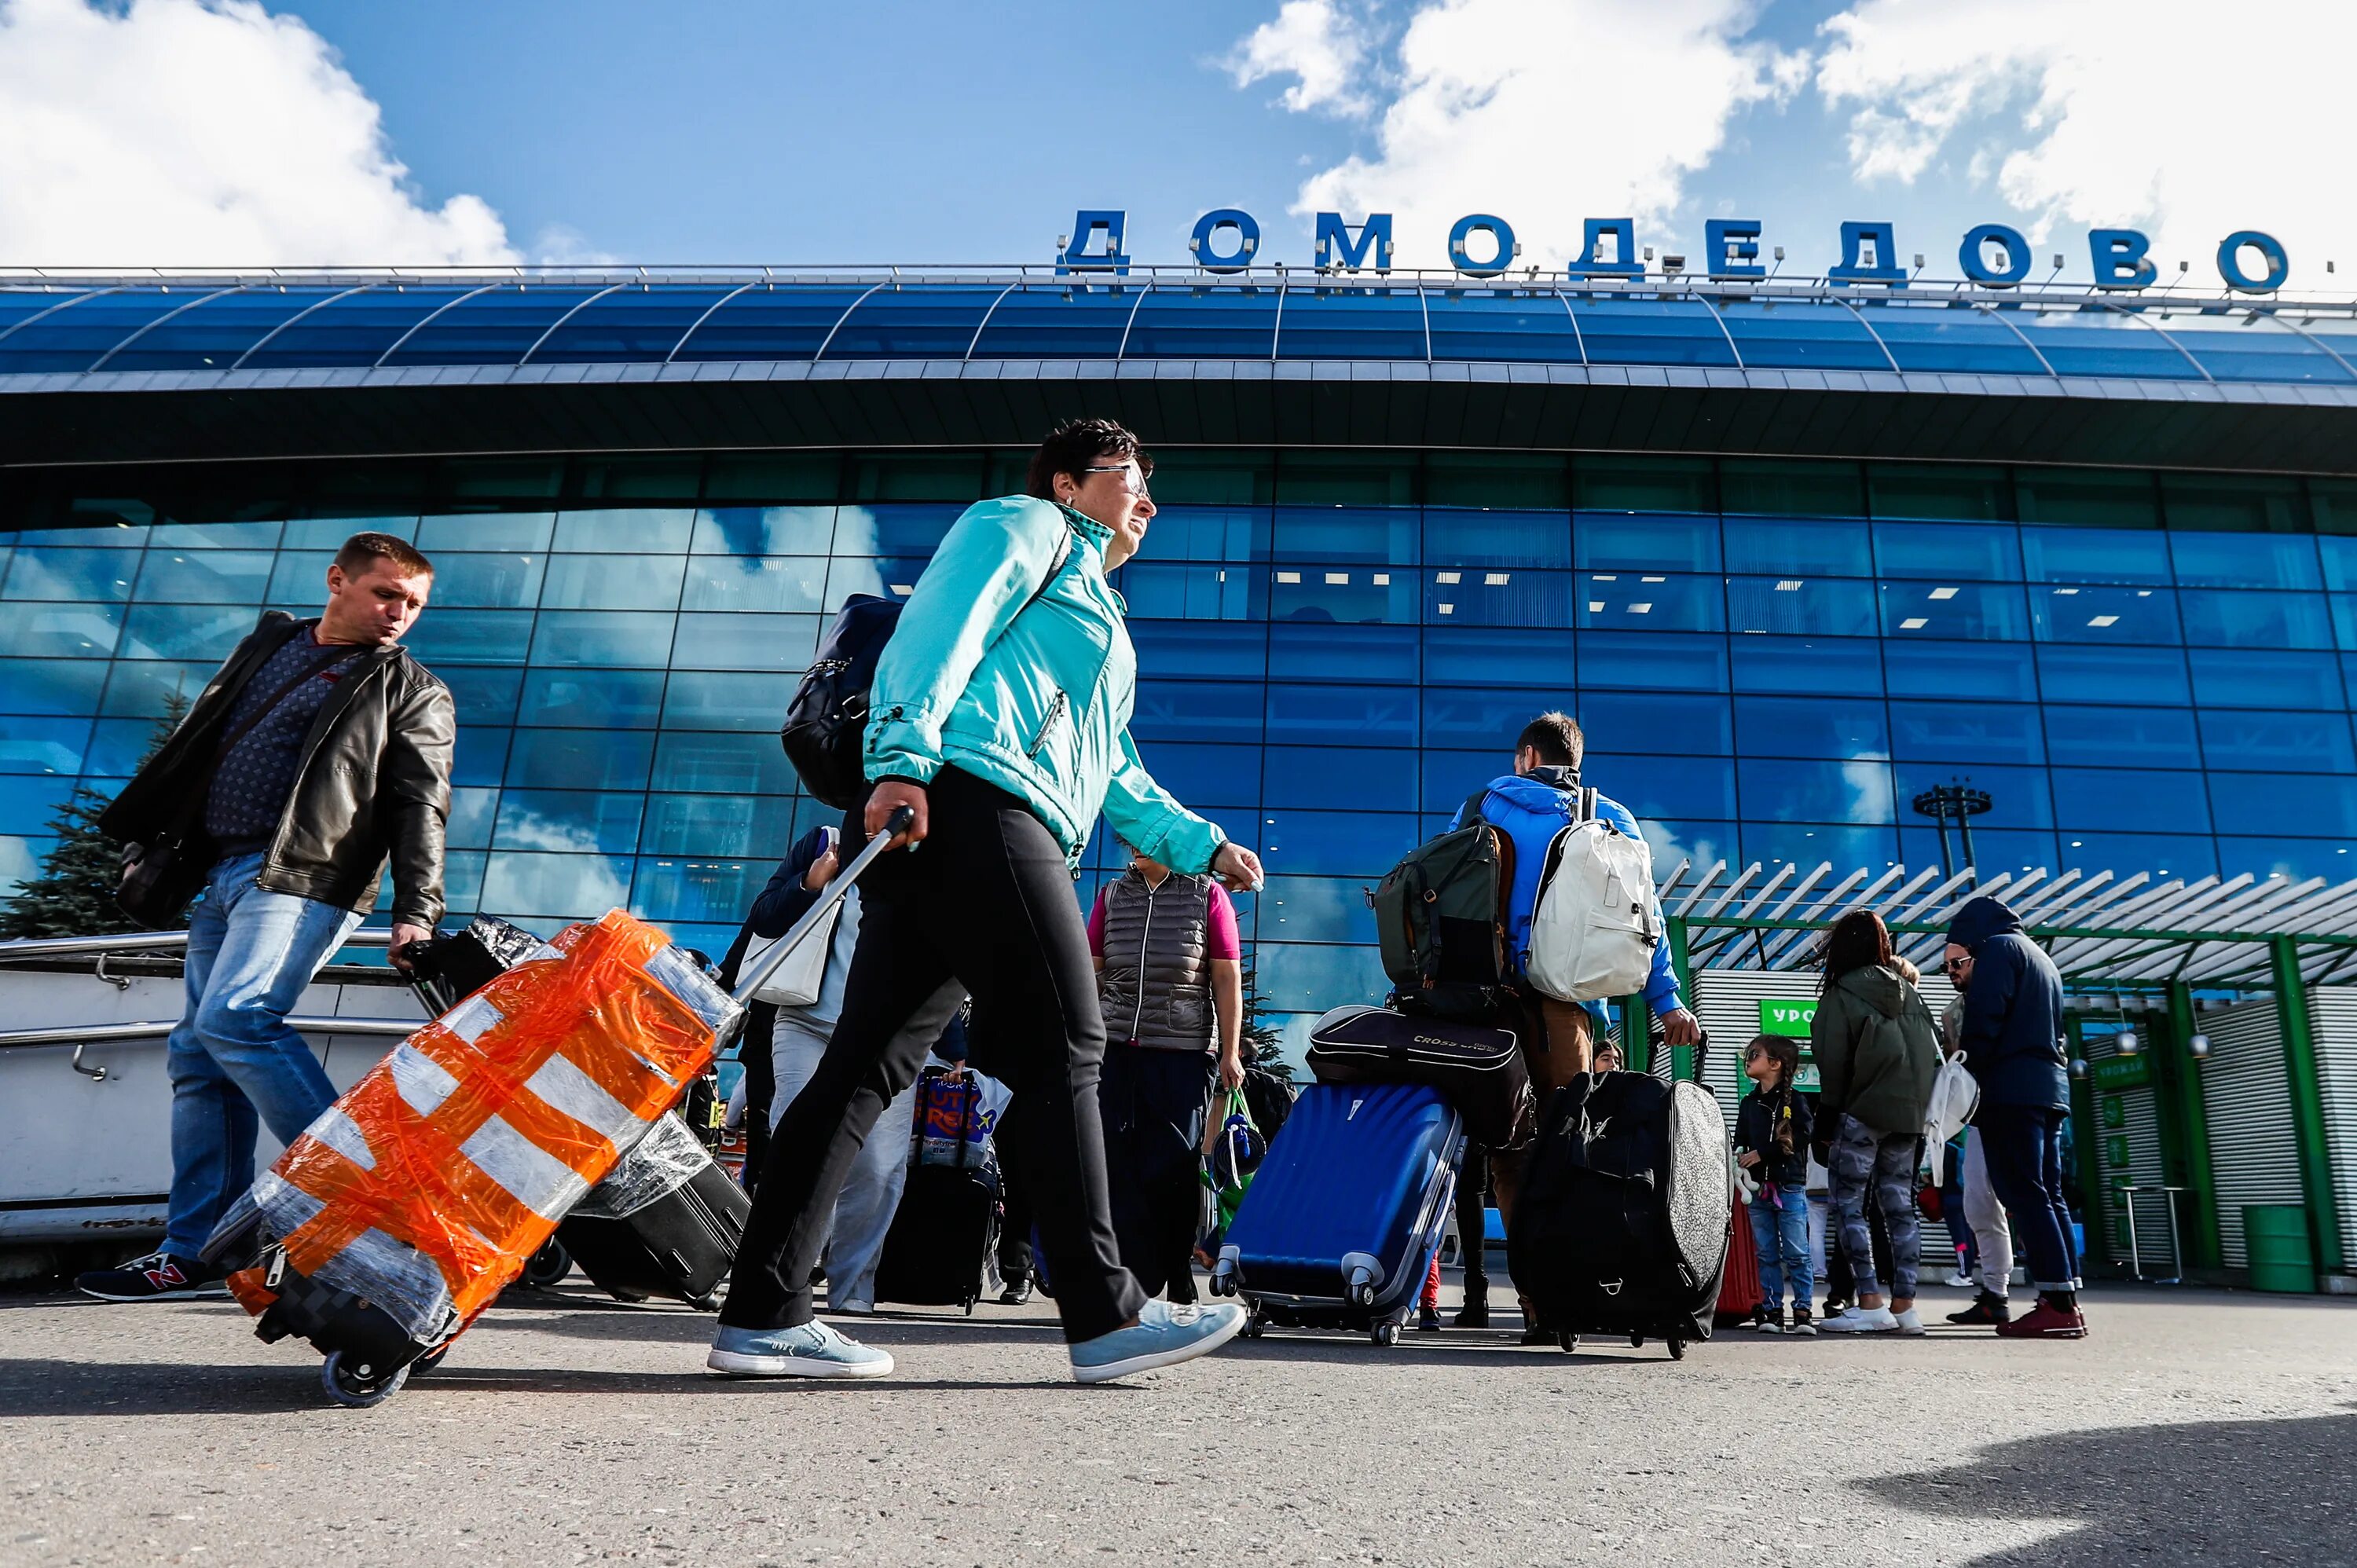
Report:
75,1251,228,1302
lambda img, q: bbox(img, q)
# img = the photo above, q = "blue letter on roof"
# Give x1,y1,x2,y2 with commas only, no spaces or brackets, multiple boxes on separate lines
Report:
2217,229,2289,293
1830,221,1907,286
1705,218,1765,281
1315,212,1393,273
1960,223,2031,286
2089,229,2155,289
1571,218,1640,278
1449,214,1517,277
1058,211,1131,276
1191,209,1261,274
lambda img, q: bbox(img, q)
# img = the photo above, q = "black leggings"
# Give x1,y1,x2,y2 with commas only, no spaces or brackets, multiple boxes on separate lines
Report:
720,768,1145,1343
1101,1046,1215,1303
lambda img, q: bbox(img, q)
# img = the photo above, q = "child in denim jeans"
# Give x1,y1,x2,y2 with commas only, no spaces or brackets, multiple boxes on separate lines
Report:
1735,1034,1816,1335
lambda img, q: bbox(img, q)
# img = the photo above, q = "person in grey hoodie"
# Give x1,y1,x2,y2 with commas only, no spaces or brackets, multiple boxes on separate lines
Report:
1945,895,2084,1340
1809,909,1941,1335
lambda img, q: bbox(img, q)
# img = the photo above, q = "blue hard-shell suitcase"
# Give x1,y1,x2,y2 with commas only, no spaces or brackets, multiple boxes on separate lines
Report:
1210,1081,1464,1345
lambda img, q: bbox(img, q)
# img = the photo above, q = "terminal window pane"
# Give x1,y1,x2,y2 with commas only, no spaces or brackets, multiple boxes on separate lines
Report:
1728,635,1884,696
528,286,734,364
150,520,284,550
1887,701,2044,764
2198,709,2356,775
1421,625,1569,687
822,286,1003,359
1735,695,1890,761
1725,516,1867,577
1880,581,2028,640
1423,291,1584,364
383,286,603,367
2161,474,2309,535
133,549,273,603
1727,576,1878,637
0,775,79,826
1143,451,1276,507
1867,463,2013,522
239,287,471,368
680,555,827,614
102,288,343,372
2028,584,2181,645
0,659,106,716
1266,683,1417,744
0,716,91,774
2187,648,2345,710
1742,822,1899,870
2044,705,2197,768
1268,564,1415,625
504,729,653,792
100,660,211,717
2063,832,2214,878
528,610,676,667
1431,567,1578,628
1717,460,1864,520
1585,753,1737,821
1573,457,1714,515
1424,509,1573,567
2036,643,2191,706
519,668,662,728
1128,740,1260,808
2215,837,2347,879
836,502,966,552
1901,826,2060,874
0,603,122,660
1574,512,1721,572
494,789,645,854
2020,526,2174,584
6,548,140,602
552,508,693,555
450,726,509,787
1574,690,1732,756
1578,630,1728,692
640,793,797,857
264,550,335,606
1123,286,1281,359
661,669,794,731
1872,520,2021,581
1423,454,1571,511
2335,595,2357,652
824,555,926,606
1578,572,1721,632
2053,768,2209,833
1256,809,1422,877
702,456,839,504
1140,505,1270,562
1739,757,1894,822
482,849,636,914
1422,687,1578,750
1131,678,1265,743
673,611,819,672
119,602,251,662
1129,621,1267,680
1879,639,2034,703
1254,942,1389,1013
1263,746,1416,811
439,666,522,727
632,858,768,926
1119,563,1260,621
1419,750,1493,815
541,552,684,611
1893,760,2054,829
652,730,797,794
1274,288,1428,360
1277,453,1419,507
2177,588,2333,650
693,506,835,556
1273,507,1417,562
671,284,871,362
402,609,534,666
83,717,156,778
1710,300,1890,371
1569,298,1737,367
416,512,557,554
969,285,1135,359
2169,530,2321,589
1849,305,2047,376
1256,876,1379,946
2318,534,2357,592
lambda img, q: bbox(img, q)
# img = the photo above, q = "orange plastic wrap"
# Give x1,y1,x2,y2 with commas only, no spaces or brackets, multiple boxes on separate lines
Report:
222,910,739,1342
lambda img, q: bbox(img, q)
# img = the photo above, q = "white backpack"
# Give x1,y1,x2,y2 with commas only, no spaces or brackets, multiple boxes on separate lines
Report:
1524,789,1660,1003
1921,1052,1981,1174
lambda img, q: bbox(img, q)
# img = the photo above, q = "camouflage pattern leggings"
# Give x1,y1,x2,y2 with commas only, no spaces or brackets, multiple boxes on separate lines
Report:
1827,1112,1922,1302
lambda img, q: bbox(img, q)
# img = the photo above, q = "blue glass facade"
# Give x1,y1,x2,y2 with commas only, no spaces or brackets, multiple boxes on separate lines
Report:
4,449,2355,1055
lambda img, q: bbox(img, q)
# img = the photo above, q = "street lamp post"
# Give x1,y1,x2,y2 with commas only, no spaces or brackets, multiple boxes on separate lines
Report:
1911,780,1994,883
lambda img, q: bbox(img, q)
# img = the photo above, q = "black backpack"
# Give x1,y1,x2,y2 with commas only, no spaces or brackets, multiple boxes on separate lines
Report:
779,533,1071,809
1508,1071,1732,1357
1368,790,1516,1023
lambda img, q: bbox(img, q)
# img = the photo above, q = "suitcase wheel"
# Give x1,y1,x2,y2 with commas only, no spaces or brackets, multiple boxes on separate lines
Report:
1666,1336,1687,1361
689,1294,722,1313
1629,1332,1644,1349
1241,1313,1265,1340
1557,1332,1579,1354
321,1350,409,1409
1371,1321,1399,1348
522,1239,572,1290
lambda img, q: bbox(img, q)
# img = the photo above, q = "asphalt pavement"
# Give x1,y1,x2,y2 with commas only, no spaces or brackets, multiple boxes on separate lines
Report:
2,1277,2352,1567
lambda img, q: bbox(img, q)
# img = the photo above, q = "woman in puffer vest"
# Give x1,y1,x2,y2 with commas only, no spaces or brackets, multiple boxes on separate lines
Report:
1090,840,1245,1302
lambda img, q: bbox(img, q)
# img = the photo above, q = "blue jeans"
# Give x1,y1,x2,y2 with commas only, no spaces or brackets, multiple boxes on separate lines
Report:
1747,1184,1812,1310
162,853,364,1257
1976,1104,2080,1294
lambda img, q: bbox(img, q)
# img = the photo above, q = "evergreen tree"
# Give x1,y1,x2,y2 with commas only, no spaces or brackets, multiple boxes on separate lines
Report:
1238,955,1295,1083
0,691,189,939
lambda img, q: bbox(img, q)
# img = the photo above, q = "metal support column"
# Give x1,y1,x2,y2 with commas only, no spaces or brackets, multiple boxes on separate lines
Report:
2162,982,2223,1271
1665,916,1695,1080
2066,1014,2110,1274
2269,936,2346,1280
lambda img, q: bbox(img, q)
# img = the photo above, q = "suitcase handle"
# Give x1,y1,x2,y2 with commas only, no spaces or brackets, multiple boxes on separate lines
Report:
728,805,911,1009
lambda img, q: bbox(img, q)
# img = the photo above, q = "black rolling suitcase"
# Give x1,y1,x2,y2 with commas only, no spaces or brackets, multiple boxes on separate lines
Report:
1305,1004,1534,1149
872,1069,1001,1313
1508,1069,1732,1359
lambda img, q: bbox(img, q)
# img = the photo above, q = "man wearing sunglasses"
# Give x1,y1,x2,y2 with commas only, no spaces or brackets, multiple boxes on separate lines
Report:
1941,950,2011,1324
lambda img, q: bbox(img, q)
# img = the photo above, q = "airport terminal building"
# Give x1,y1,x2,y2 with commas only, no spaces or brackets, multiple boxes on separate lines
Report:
4,264,2357,1058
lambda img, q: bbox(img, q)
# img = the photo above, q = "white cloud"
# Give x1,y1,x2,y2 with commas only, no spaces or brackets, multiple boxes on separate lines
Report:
1245,0,1805,268
0,0,518,266
1230,0,1378,116
1818,0,2357,280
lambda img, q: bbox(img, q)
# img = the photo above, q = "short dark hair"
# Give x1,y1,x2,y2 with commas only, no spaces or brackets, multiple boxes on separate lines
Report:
335,531,433,580
1818,908,1896,996
1026,418,1152,501
1516,711,1584,769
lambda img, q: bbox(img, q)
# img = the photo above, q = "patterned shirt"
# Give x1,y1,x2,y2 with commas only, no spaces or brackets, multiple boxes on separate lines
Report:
203,628,363,855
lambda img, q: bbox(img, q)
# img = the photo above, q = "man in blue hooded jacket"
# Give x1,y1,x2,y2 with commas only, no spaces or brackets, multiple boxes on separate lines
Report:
1945,894,2084,1340
1450,712,1698,1336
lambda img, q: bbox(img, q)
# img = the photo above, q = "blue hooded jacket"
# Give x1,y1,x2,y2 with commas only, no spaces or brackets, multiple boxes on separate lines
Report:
1448,768,1684,1017
1948,894,2069,1112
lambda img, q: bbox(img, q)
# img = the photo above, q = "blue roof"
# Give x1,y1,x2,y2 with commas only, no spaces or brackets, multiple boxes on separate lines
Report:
1,277,2353,389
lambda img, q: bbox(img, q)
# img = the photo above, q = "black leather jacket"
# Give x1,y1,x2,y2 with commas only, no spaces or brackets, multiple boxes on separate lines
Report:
99,612,455,926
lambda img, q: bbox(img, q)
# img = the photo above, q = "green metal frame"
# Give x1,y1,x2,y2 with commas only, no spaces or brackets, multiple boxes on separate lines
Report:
2270,936,2347,1283
2161,982,2224,1273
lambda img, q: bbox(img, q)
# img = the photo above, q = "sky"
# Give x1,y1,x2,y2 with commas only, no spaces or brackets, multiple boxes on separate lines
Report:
2,0,2354,289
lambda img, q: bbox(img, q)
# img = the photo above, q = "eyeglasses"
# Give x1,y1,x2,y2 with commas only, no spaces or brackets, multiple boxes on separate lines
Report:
1080,463,1151,498
1943,958,1969,974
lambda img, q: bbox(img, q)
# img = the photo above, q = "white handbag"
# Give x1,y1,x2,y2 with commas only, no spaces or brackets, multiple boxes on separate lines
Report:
740,892,842,1008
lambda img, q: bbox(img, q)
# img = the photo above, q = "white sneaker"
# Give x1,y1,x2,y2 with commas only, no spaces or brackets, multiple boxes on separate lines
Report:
1942,1272,1974,1289
1817,1305,1898,1334
830,1299,875,1317
1893,1307,1925,1335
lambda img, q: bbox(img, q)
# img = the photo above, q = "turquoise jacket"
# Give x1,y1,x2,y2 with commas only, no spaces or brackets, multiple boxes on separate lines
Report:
862,496,1227,875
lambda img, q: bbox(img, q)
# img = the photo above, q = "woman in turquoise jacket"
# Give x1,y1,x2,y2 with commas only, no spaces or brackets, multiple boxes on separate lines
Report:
712,419,1264,1388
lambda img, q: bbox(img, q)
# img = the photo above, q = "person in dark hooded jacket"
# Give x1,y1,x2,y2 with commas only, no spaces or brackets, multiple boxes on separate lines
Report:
1945,895,2084,1340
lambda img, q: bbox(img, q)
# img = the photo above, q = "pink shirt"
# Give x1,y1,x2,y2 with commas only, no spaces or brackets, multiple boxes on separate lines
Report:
1087,877,1241,960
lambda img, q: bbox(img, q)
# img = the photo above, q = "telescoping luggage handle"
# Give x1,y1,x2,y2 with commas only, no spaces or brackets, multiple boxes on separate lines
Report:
719,805,914,1043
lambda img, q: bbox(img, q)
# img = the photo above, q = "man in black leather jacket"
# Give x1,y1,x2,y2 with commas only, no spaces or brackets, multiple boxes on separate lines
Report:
79,532,453,1303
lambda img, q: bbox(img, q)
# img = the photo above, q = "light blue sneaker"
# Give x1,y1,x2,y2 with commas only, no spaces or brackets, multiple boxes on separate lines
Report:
706,1320,895,1379
1069,1300,1248,1385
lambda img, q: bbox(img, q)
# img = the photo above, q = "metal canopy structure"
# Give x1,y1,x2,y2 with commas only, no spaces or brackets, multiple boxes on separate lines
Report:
1656,860,2357,987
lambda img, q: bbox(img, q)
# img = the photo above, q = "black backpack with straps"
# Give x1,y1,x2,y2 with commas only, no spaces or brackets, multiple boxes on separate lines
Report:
1369,789,1518,1023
